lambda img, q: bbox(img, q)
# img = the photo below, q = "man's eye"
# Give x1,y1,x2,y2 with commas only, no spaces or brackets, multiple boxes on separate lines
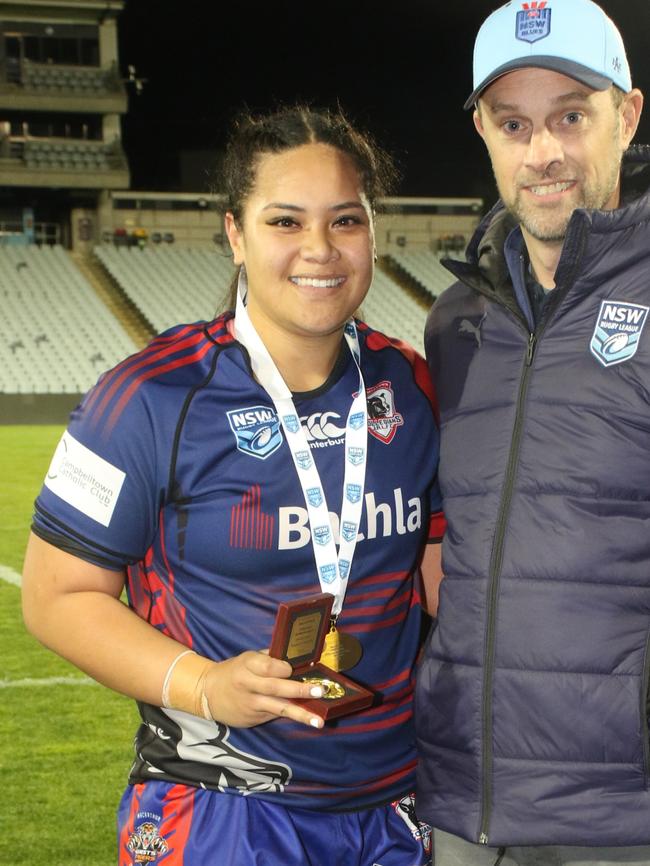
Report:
504,120,521,133
565,112,582,124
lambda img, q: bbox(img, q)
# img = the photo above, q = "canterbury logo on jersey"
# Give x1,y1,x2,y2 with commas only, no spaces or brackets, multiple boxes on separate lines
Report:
301,411,346,447
278,488,422,549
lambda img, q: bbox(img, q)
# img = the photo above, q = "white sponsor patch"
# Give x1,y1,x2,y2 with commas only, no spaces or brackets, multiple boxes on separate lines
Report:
43,431,125,526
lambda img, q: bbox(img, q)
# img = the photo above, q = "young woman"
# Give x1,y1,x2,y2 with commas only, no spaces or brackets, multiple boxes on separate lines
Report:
22,107,444,865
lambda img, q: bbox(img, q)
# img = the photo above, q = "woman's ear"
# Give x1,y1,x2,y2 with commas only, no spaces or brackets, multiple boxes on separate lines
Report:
224,211,245,266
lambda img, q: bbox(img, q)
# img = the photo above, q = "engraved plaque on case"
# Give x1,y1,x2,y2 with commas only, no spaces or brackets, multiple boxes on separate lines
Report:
286,611,323,661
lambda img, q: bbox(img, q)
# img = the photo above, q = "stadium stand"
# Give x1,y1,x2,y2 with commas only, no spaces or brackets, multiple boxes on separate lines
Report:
362,269,427,355
21,59,120,94
0,245,136,394
94,245,236,333
388,250,455,301
94,245,429,354
23,139,122,173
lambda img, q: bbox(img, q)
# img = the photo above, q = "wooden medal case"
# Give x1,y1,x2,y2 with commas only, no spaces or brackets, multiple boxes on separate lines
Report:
269,592,374,721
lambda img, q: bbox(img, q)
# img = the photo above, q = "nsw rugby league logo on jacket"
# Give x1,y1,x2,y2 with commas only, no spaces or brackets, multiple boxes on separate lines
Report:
590,300,650,368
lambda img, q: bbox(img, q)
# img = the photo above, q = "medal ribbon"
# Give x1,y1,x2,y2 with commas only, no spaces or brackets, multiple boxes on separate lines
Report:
234,273,367,617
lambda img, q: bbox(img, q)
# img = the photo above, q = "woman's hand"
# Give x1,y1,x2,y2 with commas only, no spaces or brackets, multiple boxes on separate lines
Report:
203,651,325,729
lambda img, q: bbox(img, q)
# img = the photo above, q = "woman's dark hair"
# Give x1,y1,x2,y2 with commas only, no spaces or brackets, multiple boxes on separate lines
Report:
221,104,397,224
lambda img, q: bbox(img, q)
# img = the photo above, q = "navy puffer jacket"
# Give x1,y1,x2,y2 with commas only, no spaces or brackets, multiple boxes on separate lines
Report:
416,147,650,846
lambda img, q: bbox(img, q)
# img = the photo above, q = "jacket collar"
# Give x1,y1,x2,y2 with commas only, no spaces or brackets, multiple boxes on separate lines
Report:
443,145,650,306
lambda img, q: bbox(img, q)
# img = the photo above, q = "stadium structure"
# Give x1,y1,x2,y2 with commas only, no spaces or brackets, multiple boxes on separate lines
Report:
0,0,483,423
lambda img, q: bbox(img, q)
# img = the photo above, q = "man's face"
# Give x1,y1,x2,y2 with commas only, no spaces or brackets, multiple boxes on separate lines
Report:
474,68,641,243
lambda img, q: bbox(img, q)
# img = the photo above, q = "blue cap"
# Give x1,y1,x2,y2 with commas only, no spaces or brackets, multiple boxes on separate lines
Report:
464,0,632,110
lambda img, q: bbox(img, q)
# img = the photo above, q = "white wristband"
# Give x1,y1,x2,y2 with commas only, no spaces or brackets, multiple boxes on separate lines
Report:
161,649,196,709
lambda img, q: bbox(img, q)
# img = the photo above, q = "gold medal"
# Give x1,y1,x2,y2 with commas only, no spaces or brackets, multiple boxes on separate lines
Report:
301,675,346,700
319,626,363,673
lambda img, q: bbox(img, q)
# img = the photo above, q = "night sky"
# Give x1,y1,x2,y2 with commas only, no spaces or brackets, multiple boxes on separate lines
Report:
116,0,650,203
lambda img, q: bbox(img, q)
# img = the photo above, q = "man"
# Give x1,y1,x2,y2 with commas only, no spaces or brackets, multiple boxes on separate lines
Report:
416,0,650,863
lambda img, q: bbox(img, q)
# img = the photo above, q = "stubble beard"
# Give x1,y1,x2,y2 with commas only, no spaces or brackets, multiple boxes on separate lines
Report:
499,129,624,243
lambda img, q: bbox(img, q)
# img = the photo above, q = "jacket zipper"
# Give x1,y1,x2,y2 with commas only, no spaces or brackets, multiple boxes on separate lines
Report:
478,330,537,845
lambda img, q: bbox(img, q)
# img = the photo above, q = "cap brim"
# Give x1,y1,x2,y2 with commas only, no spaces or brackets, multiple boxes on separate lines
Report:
463,56,614,110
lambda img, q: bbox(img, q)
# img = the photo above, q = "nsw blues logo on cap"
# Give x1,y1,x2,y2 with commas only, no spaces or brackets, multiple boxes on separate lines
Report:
590,300,649,367
516,2,551,43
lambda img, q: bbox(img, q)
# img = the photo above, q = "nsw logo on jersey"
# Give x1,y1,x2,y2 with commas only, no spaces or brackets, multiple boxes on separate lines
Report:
366,381,404,444
590,300,649,368
227,405,283,460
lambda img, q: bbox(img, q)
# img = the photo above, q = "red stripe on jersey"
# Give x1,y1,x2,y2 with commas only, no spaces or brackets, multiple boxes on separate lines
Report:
85,325,206,415
429,509,447,540
160,784,195,863
230,485,275,549
334,707,413,735
105,339,216,435
126,519,192,645
86,320,233,433
344,583,412,619
292,758,417,798
118,783,143,866
374,666,411,692
345,608,414,633
348,570,408,589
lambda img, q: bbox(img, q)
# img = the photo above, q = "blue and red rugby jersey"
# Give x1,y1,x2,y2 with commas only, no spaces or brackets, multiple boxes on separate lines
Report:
33,312,444,811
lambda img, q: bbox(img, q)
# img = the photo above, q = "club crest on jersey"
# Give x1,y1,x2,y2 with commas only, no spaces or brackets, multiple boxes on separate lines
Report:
306,486,323,507
590,300,649,367
126,821,168,863
341,521,357,542
346,483,362,503
282,413,300,434
367,381,404,444
227,406,283,460
313,525,331,546
339,559,350,579
516,2,551,43
295,450,312,470
320,563,337,584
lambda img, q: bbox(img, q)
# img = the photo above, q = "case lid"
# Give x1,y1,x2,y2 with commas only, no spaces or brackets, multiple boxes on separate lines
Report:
269,592,334,675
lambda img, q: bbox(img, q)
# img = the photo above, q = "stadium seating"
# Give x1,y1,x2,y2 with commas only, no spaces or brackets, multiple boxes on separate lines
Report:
362,270,427,355
94,245,237,333
94,245,429,353
388,250,455,301
21,60,118,94
0,245,137,394
23,139,123,172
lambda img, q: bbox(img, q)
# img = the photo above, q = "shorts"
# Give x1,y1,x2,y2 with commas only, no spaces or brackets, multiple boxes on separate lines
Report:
117,781,432,866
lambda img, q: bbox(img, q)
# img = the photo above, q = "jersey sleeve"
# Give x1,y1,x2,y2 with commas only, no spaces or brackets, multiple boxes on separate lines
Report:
32,382,166,570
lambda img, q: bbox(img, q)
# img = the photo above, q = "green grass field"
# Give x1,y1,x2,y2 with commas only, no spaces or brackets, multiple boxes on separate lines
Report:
0,426,139,866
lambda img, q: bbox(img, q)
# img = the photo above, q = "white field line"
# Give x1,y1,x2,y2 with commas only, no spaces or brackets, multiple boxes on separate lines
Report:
1,562,95,688
0,564,21,587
